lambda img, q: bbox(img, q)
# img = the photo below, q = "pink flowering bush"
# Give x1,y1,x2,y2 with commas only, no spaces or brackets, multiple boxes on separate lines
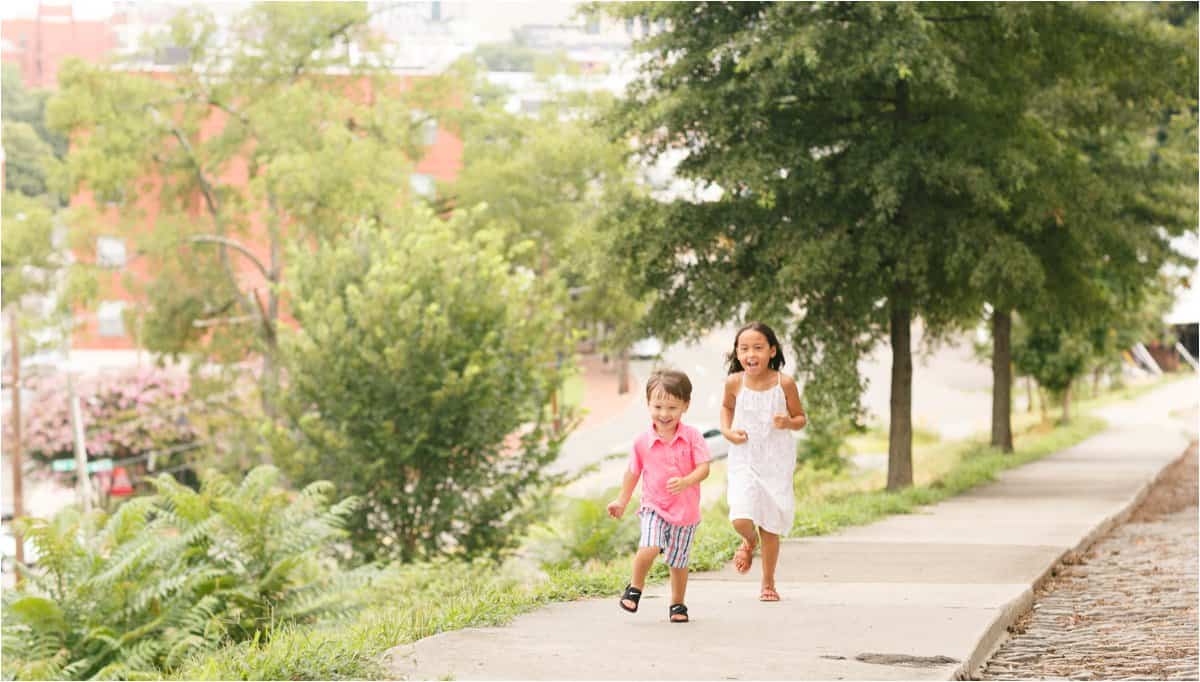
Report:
23,367,197,464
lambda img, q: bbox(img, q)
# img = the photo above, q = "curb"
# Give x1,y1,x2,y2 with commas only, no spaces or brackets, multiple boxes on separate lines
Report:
952,441,1195,680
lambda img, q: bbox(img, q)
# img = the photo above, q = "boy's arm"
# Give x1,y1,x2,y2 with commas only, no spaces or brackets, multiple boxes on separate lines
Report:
681,461,710,488
607,469,640,518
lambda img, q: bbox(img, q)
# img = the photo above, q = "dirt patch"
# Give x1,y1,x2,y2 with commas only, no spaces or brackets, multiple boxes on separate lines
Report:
856,653,959,667
1131,442,1198,521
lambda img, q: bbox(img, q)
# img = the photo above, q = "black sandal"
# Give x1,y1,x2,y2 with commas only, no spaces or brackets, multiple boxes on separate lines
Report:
619,584,642,613
669,603,689,623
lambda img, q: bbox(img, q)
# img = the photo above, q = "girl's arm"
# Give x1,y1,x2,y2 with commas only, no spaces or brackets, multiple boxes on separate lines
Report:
720,374,748,444
773,374,808,431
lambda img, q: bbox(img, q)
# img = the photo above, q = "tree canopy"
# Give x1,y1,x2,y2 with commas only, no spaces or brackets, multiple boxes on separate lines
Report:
599,1,1196,486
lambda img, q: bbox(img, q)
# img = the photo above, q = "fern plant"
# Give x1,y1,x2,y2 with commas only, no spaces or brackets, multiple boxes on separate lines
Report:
2,466,376,680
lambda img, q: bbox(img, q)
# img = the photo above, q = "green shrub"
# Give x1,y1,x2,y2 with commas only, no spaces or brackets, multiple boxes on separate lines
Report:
525,497,640,569
2,467,375,680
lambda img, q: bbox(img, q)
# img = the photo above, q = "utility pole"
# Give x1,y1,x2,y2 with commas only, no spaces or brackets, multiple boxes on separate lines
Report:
67,373,93,512
8,312,25,578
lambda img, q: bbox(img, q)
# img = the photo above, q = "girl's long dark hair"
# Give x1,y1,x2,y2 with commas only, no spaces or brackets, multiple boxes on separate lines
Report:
726,321,786,375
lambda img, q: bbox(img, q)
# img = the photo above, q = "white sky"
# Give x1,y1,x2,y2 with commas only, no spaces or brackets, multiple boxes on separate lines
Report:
4,0,117,20
1,1,582,39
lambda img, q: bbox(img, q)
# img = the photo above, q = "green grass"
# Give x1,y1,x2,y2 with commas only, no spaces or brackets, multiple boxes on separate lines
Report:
175,375,1175,680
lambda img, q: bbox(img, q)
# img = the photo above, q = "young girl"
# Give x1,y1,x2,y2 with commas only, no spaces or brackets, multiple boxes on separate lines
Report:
720,321,807,602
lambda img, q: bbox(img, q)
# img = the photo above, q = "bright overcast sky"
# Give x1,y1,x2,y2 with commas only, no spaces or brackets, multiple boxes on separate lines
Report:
2,1,581,38
3,0,116,20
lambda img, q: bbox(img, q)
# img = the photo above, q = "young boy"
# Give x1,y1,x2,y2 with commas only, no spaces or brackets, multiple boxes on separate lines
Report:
607,369,711,623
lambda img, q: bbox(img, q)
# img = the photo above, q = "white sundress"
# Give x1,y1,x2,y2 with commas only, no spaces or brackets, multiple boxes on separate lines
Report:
726,372,796,536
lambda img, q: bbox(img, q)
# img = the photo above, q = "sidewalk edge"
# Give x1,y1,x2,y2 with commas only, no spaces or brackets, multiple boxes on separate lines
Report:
950,443,1193,680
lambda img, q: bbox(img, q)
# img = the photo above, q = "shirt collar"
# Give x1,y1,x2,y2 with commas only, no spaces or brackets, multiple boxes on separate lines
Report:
648,422,687,446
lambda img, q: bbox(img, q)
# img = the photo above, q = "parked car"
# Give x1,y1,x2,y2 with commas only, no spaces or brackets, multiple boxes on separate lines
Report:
0,523,38,574
700,425,731,461
629,337,664,360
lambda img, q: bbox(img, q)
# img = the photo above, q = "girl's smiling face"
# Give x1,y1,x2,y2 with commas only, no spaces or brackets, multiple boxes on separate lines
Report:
736,329,776,377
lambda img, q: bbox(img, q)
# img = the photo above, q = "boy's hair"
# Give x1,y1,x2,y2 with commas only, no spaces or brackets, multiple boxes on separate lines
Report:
645,369,692,403
726,321,787,375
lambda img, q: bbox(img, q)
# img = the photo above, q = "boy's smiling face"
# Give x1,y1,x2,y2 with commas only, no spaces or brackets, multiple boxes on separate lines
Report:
648,388,689,436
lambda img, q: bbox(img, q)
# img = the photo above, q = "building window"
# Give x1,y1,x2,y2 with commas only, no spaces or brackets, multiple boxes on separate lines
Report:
97,301,126,337
410,174,435,198
431,0,441,21
411,110,438,146
96,236,127,268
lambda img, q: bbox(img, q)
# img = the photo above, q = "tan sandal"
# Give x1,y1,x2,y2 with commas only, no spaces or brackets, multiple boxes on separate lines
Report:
759,586,780,602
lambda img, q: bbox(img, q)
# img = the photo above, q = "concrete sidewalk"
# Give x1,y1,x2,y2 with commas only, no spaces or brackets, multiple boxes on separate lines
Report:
386,379,1198,681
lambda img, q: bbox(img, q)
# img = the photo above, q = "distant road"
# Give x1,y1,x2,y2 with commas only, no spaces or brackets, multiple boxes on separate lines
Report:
554,321,1005,494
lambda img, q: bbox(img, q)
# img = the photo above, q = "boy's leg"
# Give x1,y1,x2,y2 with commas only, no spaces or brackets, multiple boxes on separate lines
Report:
631,545,660,588
759,527,781,600
668,566,688,613
621,546,660,610
665,522,697,621
624,510,667,610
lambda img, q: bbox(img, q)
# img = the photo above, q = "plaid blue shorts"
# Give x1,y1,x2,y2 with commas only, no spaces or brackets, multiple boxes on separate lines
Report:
638,508,699,569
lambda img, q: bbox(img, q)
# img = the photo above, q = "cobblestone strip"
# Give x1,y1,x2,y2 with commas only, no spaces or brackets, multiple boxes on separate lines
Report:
981,444,1199,681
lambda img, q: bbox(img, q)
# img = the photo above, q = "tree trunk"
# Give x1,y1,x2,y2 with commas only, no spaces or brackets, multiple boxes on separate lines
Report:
990,308,1014,453
618,348,630,395
887,293,913,490
1061,381,1072,424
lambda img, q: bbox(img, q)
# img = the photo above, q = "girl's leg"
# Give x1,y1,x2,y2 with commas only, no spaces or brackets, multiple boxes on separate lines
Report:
731,518,758,572
758,527,781,600
669,566,688,608
622,546,660,609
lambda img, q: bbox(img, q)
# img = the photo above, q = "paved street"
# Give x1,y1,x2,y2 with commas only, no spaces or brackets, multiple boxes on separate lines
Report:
558,322,1027,496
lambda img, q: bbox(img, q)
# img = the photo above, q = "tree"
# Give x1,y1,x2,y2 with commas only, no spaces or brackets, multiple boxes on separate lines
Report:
445,60,647,357
600,2,1195,487
2,62,71,346
270,209,571,562
47,3,452,417
2,63,67,201
967,5,1197,449
1,194,58,307
1012,317,1091,424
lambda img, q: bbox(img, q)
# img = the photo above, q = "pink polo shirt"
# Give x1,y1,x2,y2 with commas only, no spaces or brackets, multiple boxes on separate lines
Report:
628,422,711,526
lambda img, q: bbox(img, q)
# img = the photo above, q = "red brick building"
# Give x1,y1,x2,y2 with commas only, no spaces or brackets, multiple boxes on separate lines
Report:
4,4,463,364
1,3,120,90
